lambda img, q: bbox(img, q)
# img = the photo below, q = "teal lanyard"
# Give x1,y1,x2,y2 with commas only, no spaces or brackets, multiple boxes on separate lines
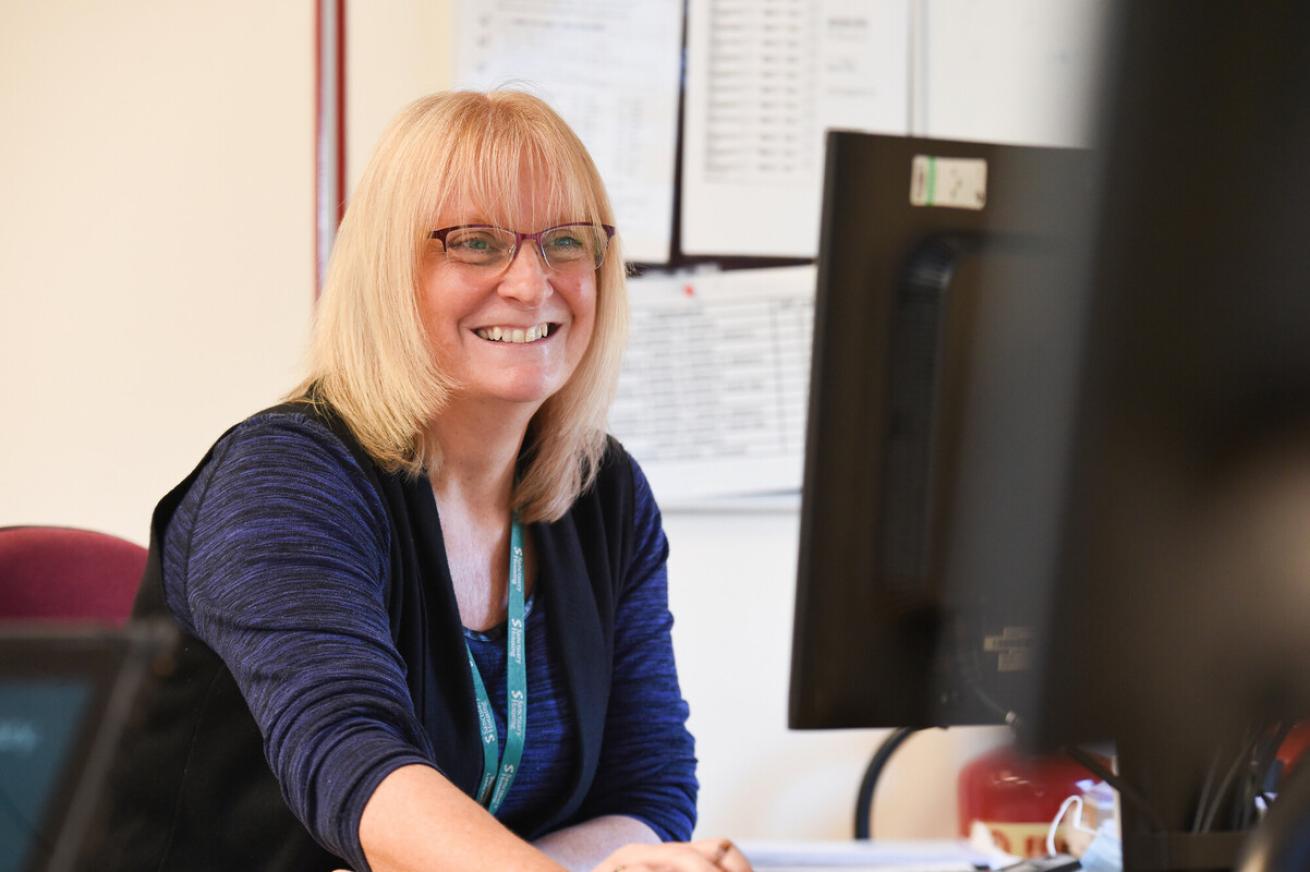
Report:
465,517,527,815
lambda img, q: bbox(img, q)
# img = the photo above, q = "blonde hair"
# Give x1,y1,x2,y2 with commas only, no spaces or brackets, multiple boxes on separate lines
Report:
294,91,628,522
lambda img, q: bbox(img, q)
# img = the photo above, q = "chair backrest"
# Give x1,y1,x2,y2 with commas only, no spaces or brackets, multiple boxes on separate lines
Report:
0,526,145,625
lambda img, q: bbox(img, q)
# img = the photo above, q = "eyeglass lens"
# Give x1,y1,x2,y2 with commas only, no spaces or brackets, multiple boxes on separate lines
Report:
442,225,608,270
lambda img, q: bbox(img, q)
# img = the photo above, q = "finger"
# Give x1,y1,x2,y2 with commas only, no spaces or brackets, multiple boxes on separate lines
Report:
687,837,753,872
715,842,752,872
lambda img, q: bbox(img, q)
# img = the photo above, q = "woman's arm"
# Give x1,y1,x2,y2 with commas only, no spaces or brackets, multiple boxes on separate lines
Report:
540,455,699,854
359,771,752,872
173,414,450,869
586,457,699,835
359,765,566,872
534,815,661,871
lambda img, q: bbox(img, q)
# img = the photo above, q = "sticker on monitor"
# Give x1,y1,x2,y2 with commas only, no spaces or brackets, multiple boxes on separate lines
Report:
910,155,988,210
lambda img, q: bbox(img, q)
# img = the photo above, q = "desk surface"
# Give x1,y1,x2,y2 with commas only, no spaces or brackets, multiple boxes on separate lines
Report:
737,839,993,871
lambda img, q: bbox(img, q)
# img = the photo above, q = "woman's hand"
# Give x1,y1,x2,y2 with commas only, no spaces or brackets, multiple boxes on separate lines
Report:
590,837,752,872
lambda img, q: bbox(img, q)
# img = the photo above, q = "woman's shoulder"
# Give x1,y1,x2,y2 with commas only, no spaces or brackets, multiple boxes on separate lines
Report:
597,433,632,475
190,402,382,512
160,402,393,622
588,436,638,503
215,401,359,466
596,437,656,507
223,399,339,440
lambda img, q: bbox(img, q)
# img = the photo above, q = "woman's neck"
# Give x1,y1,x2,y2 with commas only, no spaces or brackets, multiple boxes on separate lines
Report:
427,399,536,518
428,404,540,630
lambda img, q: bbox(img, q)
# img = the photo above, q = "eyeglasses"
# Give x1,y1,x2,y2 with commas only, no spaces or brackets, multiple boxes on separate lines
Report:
429,223,616,272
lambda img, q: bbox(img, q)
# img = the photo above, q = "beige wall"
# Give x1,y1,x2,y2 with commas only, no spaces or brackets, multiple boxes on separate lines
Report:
0,2,315,544
345,1,454,194
665,511,1009,840
2,0,1096,848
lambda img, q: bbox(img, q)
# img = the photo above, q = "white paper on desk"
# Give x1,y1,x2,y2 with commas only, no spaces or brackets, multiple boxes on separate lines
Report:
609,266,816,507
681,0,910,257
738,838,988,870
454,0,681,263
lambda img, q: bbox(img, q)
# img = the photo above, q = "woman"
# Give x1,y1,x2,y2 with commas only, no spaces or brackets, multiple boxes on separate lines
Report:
104,91,752,872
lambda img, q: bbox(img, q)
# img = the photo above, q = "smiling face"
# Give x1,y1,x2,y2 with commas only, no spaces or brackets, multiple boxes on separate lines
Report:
417,172,598,416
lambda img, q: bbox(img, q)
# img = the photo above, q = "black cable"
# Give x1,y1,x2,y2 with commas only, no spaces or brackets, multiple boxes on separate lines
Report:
1200,731,1260,833
1199,733,1241,827
854,726,919,839
1064,744,1167,831
1192,751,1222,833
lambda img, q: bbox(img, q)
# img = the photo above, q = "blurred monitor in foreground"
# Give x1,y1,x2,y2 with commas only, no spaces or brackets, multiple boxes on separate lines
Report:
0,624,174,872
791,3,1310,869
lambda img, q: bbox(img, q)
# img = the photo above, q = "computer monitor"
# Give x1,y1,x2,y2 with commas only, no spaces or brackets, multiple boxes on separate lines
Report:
791,3,1310,868
788,131,1097,732
0,623,176,872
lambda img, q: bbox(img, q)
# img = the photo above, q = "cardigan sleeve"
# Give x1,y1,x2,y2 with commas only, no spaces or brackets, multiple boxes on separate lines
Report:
161,411,434,872
571,455,699,840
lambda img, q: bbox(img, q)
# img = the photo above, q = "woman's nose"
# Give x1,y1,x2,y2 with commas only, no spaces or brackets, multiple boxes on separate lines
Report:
497,242,553,305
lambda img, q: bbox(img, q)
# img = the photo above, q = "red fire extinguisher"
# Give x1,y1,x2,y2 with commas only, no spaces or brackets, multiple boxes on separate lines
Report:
958,746,1097,858
1274,722,1310,784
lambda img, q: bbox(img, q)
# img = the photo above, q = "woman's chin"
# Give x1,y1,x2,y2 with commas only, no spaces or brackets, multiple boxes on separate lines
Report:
459,379,566,410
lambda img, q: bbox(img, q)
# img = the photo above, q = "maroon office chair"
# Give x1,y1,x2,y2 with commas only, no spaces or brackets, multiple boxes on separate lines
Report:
0,526,145,625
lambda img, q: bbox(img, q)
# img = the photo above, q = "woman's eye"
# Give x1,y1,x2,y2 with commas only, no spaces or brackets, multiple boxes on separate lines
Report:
546,232,587,250
449,232,505,253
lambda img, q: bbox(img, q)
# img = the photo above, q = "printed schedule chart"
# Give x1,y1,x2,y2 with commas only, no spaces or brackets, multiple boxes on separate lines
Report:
610,267,815,505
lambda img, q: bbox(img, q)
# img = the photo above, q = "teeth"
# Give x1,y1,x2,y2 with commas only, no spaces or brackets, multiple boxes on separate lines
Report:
476,323,551,343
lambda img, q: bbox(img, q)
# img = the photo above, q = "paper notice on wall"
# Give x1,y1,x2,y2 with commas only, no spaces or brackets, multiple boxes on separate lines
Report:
610,266,816,506
681,0,910,257
455,0,682,263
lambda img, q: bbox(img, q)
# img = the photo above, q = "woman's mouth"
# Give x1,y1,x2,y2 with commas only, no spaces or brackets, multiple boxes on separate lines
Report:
474,322,558,344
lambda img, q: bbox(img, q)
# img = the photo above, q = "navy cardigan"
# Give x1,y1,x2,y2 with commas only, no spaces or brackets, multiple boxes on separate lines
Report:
100,402,695,871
